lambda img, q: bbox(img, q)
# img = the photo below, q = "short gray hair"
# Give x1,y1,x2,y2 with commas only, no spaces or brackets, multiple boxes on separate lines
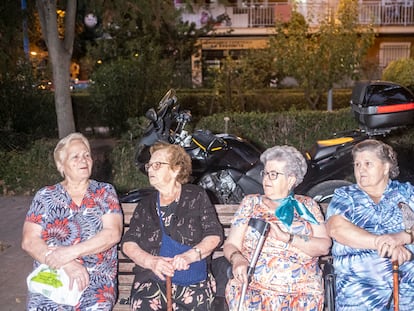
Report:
54,132,91,177
260,145,307,187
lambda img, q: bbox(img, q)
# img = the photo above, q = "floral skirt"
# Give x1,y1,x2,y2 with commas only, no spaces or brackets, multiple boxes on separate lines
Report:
130,273,215,311
226,280,323,311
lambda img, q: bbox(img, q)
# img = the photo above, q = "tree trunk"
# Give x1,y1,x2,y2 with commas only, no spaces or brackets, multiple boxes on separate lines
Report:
36,0,76,138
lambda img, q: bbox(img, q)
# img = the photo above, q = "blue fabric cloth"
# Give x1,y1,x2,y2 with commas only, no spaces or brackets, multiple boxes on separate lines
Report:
274,194,319,229
326,180,414,311
157,194,207,286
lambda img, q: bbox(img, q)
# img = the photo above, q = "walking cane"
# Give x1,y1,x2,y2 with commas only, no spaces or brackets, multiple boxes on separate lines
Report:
237,218,270,311
166,275,173,311
392,261,399,311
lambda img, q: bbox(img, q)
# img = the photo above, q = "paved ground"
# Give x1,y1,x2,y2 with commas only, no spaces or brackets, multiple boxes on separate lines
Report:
0,195,33,310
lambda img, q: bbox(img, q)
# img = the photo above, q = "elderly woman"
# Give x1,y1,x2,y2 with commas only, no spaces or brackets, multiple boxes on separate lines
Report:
21,132,123,310
326,139,414,310
223,145,331,310
121,142,223,310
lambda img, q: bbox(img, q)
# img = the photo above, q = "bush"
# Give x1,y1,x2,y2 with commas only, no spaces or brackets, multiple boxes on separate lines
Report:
2,110,414,195
195,109,359,151
0,139,60,195
0,66,57,143
176,88,352,117
382,58,414,90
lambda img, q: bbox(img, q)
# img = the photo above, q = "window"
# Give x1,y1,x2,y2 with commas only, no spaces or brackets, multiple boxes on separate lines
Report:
379,42,411,69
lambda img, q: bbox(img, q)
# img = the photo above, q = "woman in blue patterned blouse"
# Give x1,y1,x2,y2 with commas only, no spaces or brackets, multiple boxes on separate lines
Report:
22,132,123,310
326,139,414,310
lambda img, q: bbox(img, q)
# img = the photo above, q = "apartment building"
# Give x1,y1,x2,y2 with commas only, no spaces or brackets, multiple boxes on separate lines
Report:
175,0,414,86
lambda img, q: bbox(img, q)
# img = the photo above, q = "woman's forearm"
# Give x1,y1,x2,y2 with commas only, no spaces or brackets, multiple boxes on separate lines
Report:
289,234,331,257
122,241,155,270
187,235,221,263
327,215,377,249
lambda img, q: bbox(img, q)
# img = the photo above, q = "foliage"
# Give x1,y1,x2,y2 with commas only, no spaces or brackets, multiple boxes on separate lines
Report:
3,110,414,195
382,58,414,90
268,0,375,109
195,109,359,152
0,63,57,143
177,88,352,116
107,117,150,193
89,58,173,134
0,0,26,78
0,139,60,195
110,141,149,194
81,1,218,134
83,1,211,90
209,50,276,112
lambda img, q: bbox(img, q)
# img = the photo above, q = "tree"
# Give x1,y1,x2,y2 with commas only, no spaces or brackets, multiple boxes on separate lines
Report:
36,0,77,138
209,50,275,112
82,0,212,128
269,0,375,110
0,1,25,77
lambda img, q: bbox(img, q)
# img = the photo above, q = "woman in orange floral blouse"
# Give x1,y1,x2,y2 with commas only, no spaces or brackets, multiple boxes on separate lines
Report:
223,145,331,310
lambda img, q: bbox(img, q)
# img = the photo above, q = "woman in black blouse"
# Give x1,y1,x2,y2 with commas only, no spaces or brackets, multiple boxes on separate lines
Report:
121,142,223,310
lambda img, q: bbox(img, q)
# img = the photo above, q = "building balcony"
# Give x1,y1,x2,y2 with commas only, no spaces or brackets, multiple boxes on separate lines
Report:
177,1,414,35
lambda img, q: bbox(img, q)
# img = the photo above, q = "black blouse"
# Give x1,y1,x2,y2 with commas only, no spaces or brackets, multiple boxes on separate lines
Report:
121,184,224,282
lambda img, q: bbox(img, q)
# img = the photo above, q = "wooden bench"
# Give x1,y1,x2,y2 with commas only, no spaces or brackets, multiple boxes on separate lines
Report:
114,203,239,311
114,202,329,310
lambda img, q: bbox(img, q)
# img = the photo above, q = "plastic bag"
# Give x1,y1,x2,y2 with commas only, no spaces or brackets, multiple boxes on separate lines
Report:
27,264,85,306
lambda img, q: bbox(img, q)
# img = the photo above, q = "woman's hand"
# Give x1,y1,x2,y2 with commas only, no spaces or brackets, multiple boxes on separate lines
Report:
172,254,190,271
62,260,90,291
268,222,290,243
45,245,77,269
231,251,249,283
375,232,410,258
390,246,412,265
149,256,174,280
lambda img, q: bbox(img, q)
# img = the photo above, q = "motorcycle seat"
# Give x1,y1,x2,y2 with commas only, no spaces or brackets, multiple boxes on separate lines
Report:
192,130,227,153
309,137,354,162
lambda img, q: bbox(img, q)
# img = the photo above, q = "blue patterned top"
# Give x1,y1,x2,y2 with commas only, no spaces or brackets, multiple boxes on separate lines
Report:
25,180,122,310
326,180,414,310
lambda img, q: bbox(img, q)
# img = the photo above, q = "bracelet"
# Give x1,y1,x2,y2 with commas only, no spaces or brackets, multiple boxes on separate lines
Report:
287,233,294,244
229,250,242,264
44,249,53,261
193,247,202,261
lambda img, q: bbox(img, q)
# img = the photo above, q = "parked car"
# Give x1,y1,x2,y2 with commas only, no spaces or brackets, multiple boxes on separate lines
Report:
70,79,91,92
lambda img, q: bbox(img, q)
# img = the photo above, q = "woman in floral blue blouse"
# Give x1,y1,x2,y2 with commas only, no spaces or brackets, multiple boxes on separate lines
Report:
326,139,414,310
22,132,123,310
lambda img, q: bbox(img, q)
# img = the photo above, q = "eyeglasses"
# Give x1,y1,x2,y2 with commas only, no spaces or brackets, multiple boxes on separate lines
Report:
260,170,284,180
144,161,170,172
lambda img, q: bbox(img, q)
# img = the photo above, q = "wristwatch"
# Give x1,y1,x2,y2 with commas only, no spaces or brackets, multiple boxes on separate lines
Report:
193,247,202,261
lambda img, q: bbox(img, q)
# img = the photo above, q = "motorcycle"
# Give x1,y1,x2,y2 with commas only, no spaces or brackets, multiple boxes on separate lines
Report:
121,81,414,204
129,89,264,204
121,89,356,204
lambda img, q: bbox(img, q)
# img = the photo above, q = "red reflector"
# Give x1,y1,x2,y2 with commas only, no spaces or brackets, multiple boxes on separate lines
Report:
377,103,414,113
